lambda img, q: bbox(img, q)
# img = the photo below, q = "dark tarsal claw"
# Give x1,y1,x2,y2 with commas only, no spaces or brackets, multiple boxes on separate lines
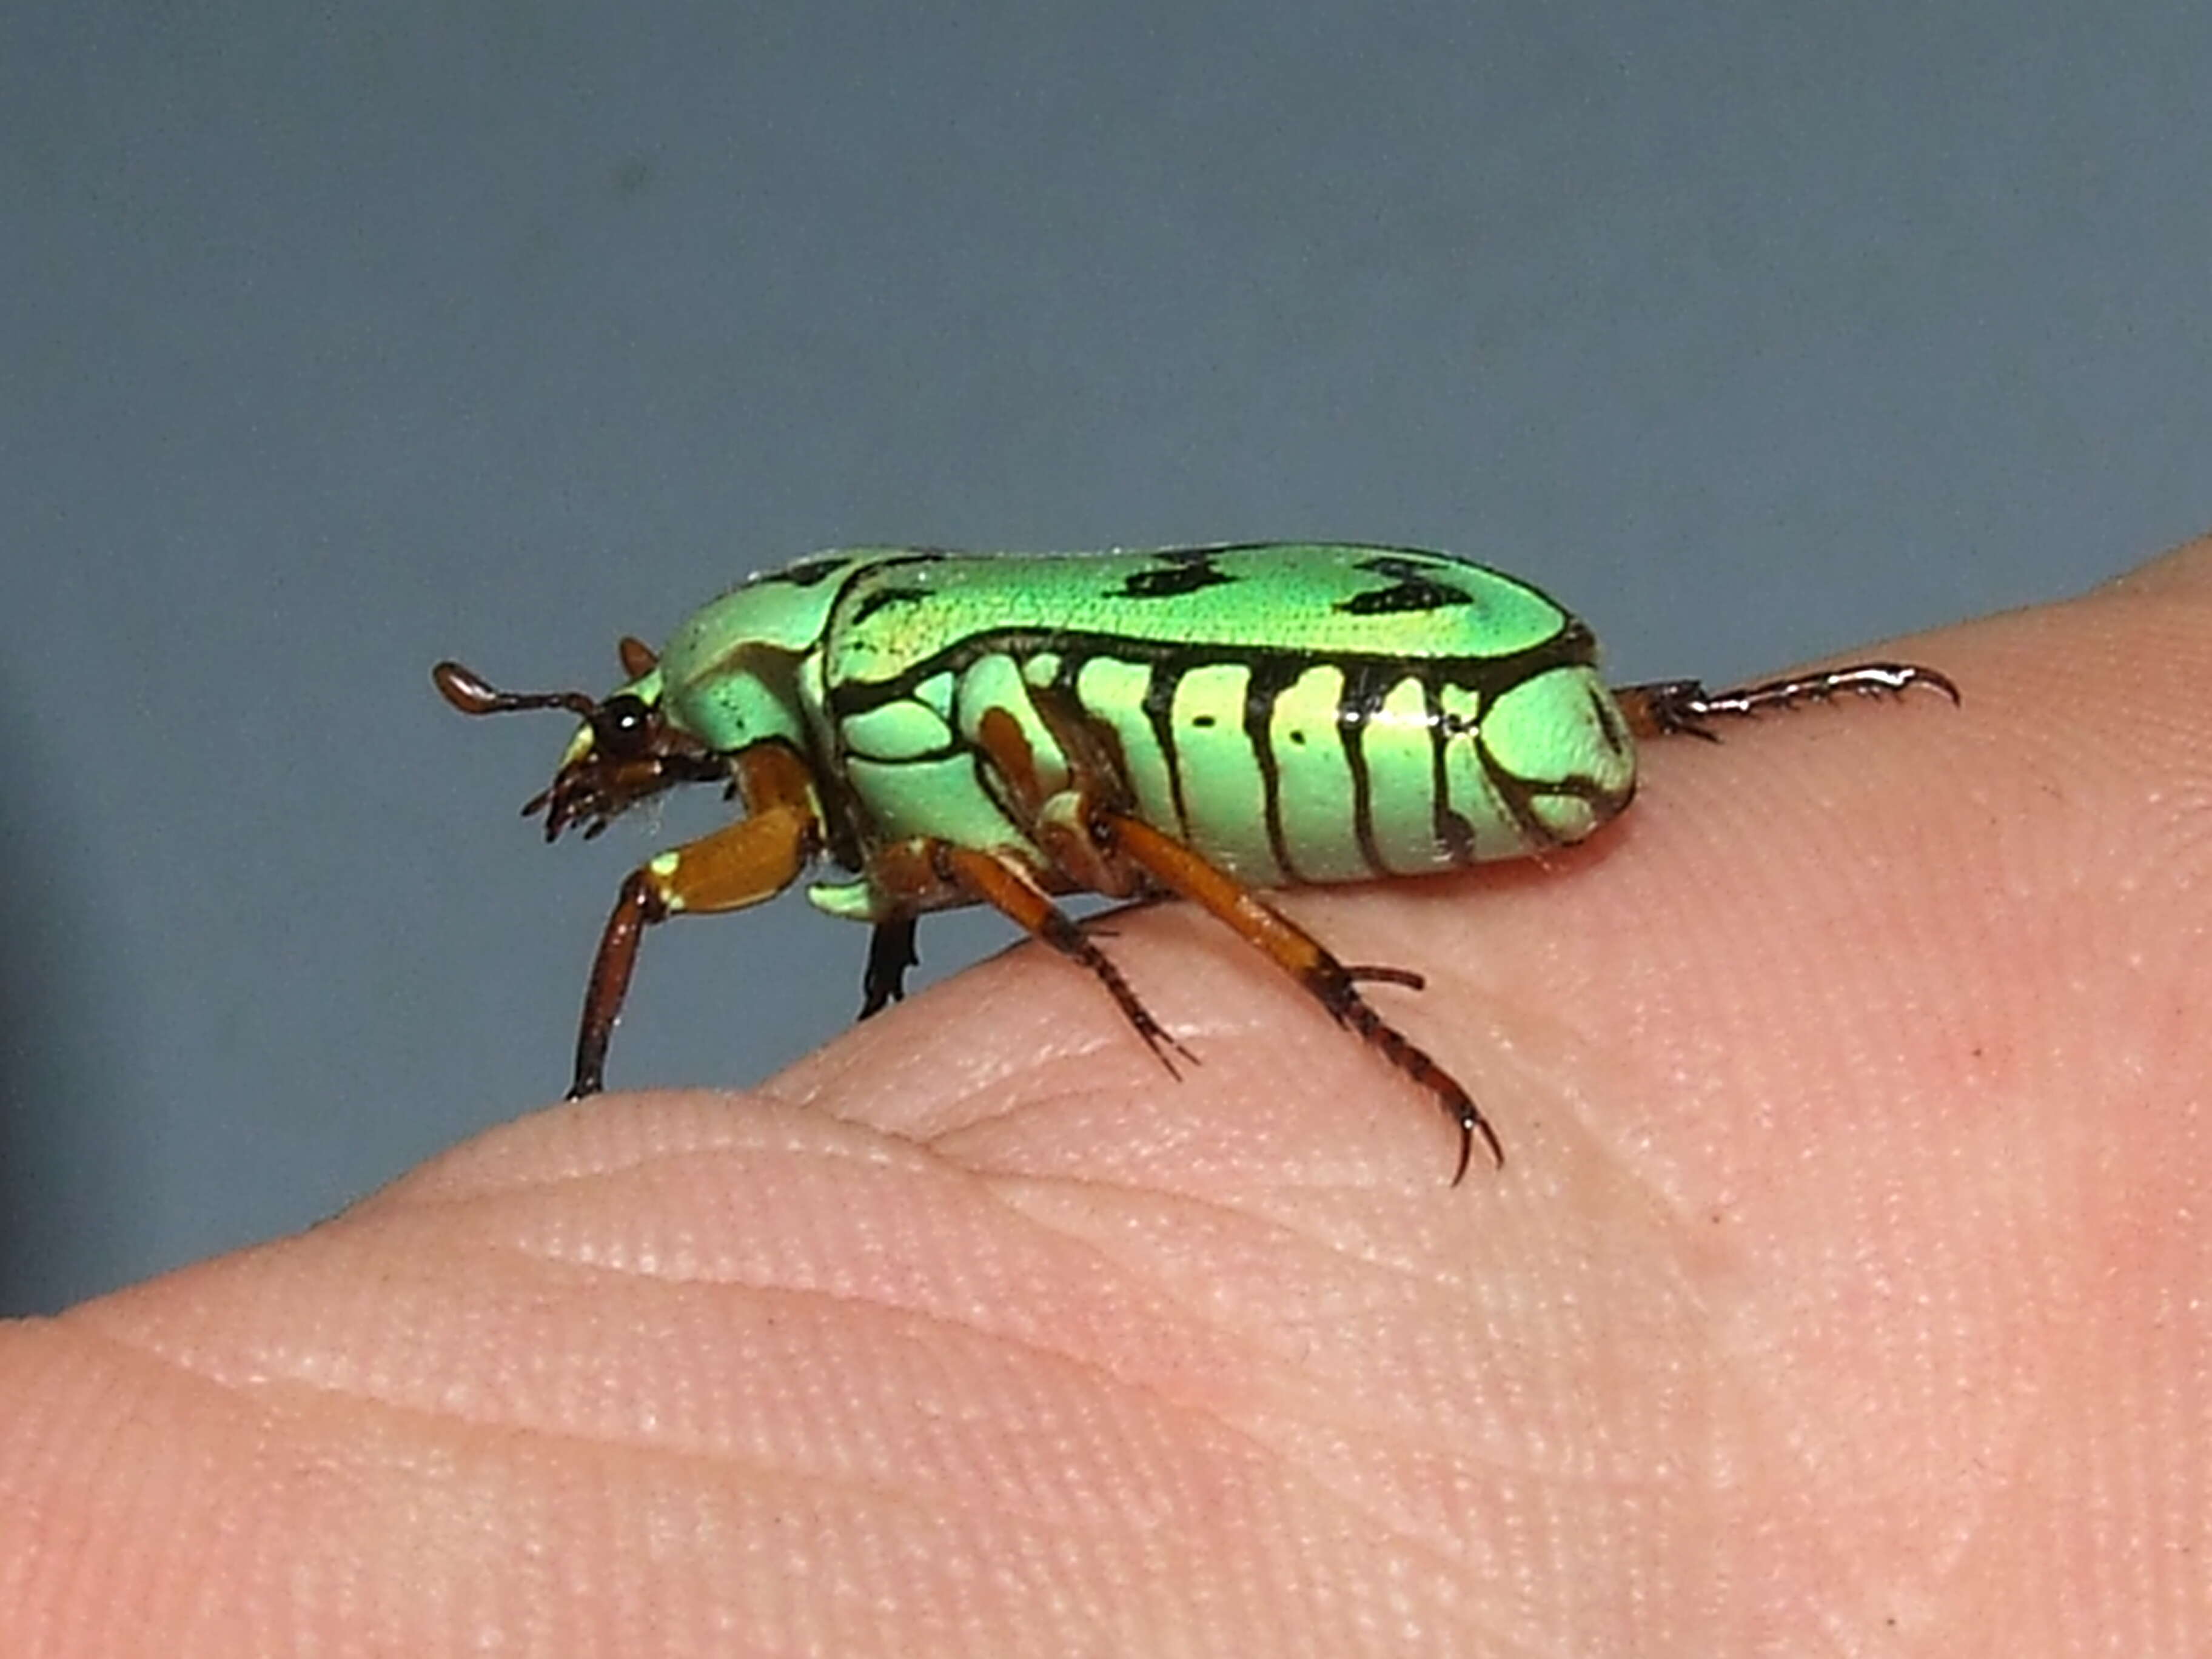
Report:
1452,1098,1506,1187
859,917,922,1019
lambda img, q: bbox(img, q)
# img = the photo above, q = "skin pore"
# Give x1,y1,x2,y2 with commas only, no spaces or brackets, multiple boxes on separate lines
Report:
4,540,2207,1656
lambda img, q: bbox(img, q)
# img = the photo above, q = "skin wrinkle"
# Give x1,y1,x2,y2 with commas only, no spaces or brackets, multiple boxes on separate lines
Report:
973,1177,1715,1556
987,1175,1469,1302
400,1155,1558,1586
431,1141,1318,1433
71,1314,889,1496
61,1336,1159,1659
920,998,1457,1186
78,1278,1295,1546
765,1029,1187,1128
81,1201,1327,1528
443,1135,1198,1310
385,1127,917,1207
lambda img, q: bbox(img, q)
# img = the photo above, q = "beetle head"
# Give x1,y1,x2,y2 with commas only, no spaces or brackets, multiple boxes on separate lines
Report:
432,638,728,840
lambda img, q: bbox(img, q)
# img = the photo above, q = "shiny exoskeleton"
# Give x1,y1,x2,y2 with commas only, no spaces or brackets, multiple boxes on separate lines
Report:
435,544,1957,1181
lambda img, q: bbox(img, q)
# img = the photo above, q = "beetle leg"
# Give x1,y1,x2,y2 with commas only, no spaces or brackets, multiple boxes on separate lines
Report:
973,690,1490,1179
858,917,920,1019
1084,806,1501,1184
1615,663,1960,740
1342,964,1427,990
569,743,820,1098
866,837,1196,1074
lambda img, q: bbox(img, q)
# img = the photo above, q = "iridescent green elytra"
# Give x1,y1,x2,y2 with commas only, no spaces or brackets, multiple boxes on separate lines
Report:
434,543,1957,1181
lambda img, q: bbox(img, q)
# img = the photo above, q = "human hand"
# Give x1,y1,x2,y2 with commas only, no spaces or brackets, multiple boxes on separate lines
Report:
6,541,2206,1655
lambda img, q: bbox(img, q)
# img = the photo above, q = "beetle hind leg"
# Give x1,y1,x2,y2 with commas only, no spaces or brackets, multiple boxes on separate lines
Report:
1086,807,1501,1184
1341,964,1427,991
1615,662,1960,739
970,682,1492,1179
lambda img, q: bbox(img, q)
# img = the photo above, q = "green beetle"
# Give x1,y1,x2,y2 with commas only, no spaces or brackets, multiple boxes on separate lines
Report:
435,543,1956,1181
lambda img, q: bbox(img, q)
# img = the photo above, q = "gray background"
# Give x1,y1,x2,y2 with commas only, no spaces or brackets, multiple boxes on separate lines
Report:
5,2,2207,1313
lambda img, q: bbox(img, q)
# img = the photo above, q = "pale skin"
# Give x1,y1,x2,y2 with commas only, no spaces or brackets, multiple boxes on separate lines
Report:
4,542,2208,1657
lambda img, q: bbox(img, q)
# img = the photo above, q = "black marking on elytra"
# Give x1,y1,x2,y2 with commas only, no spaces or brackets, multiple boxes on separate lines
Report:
1502,669,1633,823
845,733,968,766
1116,551,1238,601
1438,803,1479,863
1435,686,1478,737
850,585,933,628
1338,658,1398,877
1589,680,1632,760
754,555,856,589
1335,660,1400,729
1476,736,1561,850
1423,674,1480,866
1048,649,1135,804
1242,655,1304,883
1142,660,1191,839
1336,555,1476,617
822,620,1596,729
1474,677,1632,851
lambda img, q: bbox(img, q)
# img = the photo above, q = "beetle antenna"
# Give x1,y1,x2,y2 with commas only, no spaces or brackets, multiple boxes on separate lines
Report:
432,661,600,721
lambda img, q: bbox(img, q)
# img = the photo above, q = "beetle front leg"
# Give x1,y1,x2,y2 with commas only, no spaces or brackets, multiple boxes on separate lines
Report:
569,746,820,1098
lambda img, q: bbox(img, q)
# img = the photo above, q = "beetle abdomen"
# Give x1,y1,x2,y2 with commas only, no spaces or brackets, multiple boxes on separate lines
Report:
1042,645,1636,885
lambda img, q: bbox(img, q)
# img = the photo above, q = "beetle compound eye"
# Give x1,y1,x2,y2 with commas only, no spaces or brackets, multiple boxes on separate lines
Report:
592,694,655,758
